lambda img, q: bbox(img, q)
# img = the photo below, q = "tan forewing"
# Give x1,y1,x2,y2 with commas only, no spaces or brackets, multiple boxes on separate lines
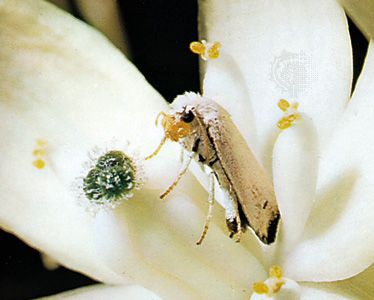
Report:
198,100,280,244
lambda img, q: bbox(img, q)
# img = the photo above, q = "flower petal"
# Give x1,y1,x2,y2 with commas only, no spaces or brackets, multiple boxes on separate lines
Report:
299,285,353,300
272,116,319,252
199,0,352,170
91,177,267,299
0,1,267,298
38,284,162,300
283,42,374,281
74,0,130,56
339,0,374,39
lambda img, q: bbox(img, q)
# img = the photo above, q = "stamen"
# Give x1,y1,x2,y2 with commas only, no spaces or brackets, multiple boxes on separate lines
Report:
207,42,221,59
33,159,46,169
189,40,221,60
190,41,206,55
251,265,301,299
276,99,301,130
252,282,269,294
278,99,290,111
32,139,48,169
269,265,283,280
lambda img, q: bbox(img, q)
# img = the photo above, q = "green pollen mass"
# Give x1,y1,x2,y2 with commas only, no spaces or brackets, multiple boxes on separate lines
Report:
83,150,136,203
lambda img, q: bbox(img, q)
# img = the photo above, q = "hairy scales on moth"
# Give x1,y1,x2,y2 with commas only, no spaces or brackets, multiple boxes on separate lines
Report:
146,92,281,245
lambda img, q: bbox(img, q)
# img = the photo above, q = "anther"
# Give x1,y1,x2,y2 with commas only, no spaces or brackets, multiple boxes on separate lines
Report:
276,99,301,130
32,139,48,169
252,282,269,295
189,40,221,60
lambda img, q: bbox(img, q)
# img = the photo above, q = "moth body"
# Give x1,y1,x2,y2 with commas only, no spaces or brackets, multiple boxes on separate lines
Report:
149,92,280,244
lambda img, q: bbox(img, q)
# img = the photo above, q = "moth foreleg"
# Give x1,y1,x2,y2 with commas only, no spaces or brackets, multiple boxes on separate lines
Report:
160,153,194,199
196,172,215,245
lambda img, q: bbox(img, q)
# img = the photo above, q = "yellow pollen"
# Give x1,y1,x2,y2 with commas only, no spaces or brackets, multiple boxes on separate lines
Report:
207,42,221,59
33,148,46,157
278,99,290,112
36,139,48,147
33,138,48,169
277,117,292,130
189,41,206,55
33,159,46,169
252,282,269,295
269,265,283,279
276,99,301,130
190,40,221,60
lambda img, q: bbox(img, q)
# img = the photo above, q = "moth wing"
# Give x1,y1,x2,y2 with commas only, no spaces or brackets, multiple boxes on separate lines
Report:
202,101,280,244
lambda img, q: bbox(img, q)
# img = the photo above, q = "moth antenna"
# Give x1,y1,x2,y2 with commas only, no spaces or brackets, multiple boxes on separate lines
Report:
160,154,193,199
145,136,167,160
196,172,215,245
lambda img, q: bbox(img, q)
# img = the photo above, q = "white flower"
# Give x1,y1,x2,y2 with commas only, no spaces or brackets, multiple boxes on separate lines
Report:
1,0,374,299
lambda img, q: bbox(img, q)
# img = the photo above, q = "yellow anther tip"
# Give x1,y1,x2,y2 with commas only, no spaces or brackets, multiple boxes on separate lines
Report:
277,118,292,130
189,41,206,55
252,282,269,294
207,42,221,59
33,159,46,169
269,265,283,279
278,99,291,112
36,139,48,148
33,149,46,157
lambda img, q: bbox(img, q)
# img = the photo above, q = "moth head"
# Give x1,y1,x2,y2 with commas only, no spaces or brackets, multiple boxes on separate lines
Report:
157,110,193,142
145,109,194,160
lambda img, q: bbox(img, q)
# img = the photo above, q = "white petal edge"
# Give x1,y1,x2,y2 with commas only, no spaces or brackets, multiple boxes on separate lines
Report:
272,115,319,255
199,0,352,173
339,0,374,40
283,42,374,281
38,284,162,300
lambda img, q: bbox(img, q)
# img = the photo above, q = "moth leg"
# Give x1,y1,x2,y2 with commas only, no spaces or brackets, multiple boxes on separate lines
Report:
160,153,194,199
232,197,243,243
179,147,185,164
196,172,215,245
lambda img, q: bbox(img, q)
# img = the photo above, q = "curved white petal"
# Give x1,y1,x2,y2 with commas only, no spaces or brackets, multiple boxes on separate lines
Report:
272,116,319,253
318,263,374,299
299,285,353,300
199,0,352,171
75,0,130,56
38,284,162,300
0,1,266,299
283,42,374,281
339,0,374,39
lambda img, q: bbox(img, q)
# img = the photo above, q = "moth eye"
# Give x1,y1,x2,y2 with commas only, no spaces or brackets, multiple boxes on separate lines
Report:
181,111,195,123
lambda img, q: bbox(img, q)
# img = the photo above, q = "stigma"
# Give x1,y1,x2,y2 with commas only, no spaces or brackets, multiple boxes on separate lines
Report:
76,145,145,213
190,40,221,60
276,99,301,130
251,266,301,300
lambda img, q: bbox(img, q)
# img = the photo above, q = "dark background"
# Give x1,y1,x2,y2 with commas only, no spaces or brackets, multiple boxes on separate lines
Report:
0,1,369,299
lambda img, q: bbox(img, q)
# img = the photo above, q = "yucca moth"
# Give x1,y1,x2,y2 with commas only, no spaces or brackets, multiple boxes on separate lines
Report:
147,92,280,245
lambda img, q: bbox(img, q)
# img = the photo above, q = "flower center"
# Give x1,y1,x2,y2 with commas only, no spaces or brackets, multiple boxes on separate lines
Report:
276,99,301,130
32,138,48,169
251,266,301,299
190,40,221,60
